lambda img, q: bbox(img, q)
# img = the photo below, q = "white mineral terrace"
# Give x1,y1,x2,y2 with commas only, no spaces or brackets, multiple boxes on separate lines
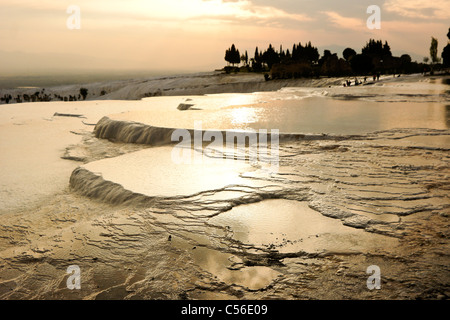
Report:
0,73,448,299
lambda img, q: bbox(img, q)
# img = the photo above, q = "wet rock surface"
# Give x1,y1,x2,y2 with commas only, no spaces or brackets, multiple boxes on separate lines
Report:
1,75,449,300
1,126,448,300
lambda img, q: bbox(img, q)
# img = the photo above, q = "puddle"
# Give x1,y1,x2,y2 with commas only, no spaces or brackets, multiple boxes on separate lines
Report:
208,199,399,254
170,237,280,291
80,146,257,199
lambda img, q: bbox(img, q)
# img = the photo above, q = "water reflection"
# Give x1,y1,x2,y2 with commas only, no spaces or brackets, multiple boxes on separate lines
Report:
208,199,398,254
172,238,280,290
223,98,449,135
229,107,259,129
111,75,450,135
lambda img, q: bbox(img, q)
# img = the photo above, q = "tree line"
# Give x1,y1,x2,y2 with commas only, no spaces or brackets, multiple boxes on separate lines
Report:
224,29,450,80
0,88,91,104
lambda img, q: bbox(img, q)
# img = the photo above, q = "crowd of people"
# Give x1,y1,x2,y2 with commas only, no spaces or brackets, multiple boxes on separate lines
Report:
343,72,382,87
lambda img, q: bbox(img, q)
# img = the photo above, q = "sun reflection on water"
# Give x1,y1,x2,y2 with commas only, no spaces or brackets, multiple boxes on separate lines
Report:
230,107,259,129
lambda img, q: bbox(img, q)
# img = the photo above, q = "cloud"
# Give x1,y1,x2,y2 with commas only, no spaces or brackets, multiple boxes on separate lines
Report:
321,11,366,31
384,0,450,20
198,0,313,25
0,0,314,35
1,0,446,73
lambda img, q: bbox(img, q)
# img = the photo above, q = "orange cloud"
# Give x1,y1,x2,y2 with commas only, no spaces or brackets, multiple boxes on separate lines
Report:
321,11,366,31
384,0,450,20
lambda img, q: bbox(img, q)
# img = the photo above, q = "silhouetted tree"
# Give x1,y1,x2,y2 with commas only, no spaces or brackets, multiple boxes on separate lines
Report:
262,44,280,70
441,28,450,67
430,37,439,64
382,41,392,57
350,54,374,74
252,47,263,71
318,50,333,67
271,62,313,79
285,49,291,59
225,47,232,65
254,47,260,62
279,45,285,60
305,42,319,64
320,54,352,77
362,39,391,57
343,48,357,61
222,37,426,77
291,42,319,63
443,42,450,67
444,28,450,67
240,50,249,67
400,54,411,64
225,44,241,66
80,88,88,100
400,54,412,72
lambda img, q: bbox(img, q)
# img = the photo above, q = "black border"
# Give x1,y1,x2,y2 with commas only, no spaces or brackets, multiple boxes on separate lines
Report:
0,299,445,318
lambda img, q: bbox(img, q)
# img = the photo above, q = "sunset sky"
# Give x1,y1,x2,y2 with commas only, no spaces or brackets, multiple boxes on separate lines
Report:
0,0,449,74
